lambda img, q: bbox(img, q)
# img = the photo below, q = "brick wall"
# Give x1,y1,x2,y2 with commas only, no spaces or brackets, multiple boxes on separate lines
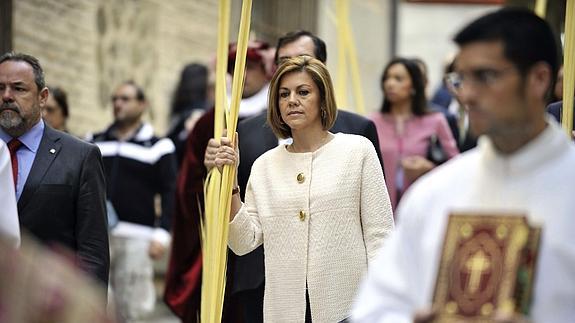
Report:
12,0,218,136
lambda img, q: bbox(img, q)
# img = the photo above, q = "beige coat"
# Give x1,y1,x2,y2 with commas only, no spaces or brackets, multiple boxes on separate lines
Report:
229,133,394,322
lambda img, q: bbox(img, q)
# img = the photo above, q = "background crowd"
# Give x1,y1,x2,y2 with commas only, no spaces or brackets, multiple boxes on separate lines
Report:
0,2,573,323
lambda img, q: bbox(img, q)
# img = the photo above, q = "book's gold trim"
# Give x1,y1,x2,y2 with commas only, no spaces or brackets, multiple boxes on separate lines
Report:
432,213,540,322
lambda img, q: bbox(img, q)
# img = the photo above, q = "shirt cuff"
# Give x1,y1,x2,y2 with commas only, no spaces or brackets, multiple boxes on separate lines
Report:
151,228,171,247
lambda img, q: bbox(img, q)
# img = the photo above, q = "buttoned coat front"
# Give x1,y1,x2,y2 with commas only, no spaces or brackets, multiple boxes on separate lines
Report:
228,133,394,322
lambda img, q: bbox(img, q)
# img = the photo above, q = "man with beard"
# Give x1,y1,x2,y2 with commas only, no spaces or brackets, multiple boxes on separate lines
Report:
0,52,109,287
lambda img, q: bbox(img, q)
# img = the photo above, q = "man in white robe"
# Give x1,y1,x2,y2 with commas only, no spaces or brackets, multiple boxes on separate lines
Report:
352,8,574,323
0,140,19,247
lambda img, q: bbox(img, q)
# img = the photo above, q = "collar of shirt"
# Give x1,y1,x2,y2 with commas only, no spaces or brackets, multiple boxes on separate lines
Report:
0,119,44,152
235,82,270,118
479,117,566,177
104,122,150,142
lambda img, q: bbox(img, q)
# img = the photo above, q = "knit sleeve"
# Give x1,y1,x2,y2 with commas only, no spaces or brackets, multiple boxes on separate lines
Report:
352,170,436,323
359,139,395,263
228,178,263,256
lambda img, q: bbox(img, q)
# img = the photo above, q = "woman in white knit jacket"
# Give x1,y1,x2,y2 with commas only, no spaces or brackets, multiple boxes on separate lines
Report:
215,56,394,322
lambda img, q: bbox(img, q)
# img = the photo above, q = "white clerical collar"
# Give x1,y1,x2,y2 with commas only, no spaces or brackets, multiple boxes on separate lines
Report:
480,117,571,177
235,82,270,118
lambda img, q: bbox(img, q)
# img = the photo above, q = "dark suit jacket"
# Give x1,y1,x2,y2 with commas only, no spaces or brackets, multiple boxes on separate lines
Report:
17,126,109,286
547,101,574,126
547,101,562,122
429,102,460,143
457,128,477,153
233,109,384,293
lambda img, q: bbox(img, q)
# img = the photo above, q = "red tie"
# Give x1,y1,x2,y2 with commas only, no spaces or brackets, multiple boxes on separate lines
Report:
7,139,22,189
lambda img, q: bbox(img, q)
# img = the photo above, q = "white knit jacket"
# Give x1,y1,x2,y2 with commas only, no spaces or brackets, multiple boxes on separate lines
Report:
229,133,394,322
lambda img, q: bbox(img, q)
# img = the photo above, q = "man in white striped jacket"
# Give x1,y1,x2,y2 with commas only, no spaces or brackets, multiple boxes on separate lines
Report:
89,80,178,321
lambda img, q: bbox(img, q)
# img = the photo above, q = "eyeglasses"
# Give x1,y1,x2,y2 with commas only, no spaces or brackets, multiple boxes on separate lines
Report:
111,95,136,103
445,67,516,95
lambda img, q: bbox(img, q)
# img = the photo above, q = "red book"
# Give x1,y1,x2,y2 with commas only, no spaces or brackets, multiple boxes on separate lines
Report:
432,214,541,322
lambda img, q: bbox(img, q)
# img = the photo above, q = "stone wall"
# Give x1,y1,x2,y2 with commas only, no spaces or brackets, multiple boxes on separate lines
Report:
12,0,219,136
11,0,323,136
317,0,392,115
397,3,500,97
0,0,13,54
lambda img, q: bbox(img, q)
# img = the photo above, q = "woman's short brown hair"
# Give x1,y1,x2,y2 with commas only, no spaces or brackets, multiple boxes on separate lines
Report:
267,55,338,139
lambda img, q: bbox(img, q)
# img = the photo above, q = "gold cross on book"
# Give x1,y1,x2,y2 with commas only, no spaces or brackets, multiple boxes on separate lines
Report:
432,213,541,322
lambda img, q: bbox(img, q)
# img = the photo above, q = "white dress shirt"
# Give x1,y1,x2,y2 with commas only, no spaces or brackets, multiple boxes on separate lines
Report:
0,140,20,247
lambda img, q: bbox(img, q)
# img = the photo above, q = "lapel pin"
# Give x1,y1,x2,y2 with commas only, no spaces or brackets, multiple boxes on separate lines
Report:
50,148,56,154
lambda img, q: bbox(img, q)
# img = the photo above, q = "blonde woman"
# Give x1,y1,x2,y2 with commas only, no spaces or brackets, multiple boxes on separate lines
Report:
215,56,394,322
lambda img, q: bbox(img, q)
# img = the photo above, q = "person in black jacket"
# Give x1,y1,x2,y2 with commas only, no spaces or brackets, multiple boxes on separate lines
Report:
0,52,109,288
90,80,177,321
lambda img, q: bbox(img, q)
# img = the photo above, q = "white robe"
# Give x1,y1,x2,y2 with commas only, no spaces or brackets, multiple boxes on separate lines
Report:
235,83,269,119
352,119,575,323
0,140,20,247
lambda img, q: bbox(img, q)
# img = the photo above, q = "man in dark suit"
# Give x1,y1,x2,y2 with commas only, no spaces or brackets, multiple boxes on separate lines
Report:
0,52,109,286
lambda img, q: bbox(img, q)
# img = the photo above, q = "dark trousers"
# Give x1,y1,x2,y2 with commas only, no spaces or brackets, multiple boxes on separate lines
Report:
237,284,346,323
236,284,265,323
305,289,312,322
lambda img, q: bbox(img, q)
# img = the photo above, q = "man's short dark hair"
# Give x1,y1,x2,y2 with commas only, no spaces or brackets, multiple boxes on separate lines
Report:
454,7,559,91
0,52,46,91
275,30,327,64
121,80,146,102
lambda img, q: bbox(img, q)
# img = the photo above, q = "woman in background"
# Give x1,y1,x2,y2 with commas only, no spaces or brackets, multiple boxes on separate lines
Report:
167,63,210,165
44,86,69,132
371,57,459,210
